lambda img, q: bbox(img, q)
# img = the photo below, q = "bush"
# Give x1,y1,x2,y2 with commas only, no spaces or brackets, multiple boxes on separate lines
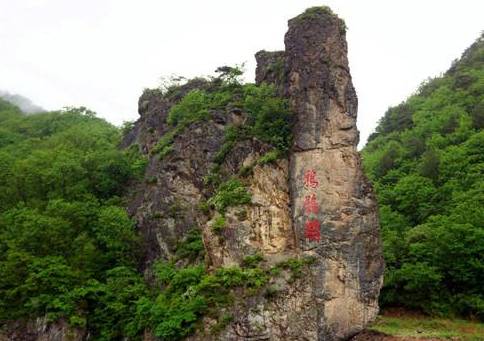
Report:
167,90,211,126
175,228,204,261
213,126,245,164
152,127,182,158
212,214,226,233
258,149,280,165
136,260,270,340
208,179,251,213
242,253,264,268
242,84,292,152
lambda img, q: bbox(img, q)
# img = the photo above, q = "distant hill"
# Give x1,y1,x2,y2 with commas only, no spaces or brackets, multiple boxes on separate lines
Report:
0,90,44,114
362,33,483,318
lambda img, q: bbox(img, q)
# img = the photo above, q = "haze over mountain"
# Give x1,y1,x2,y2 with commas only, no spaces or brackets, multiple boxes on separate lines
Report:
0,90,44,114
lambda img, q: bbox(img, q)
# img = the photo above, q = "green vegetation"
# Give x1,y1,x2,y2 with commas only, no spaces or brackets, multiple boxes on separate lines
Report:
167,90,212,126
154,66,292,161
171,69,293,231
242,253,264,268
266,57,285,84
0,103,145,338
208,178,251,213
137,262,268,339
257,149,280,165
0,64,295,339
174,228,205,261
211,214,227,233
213,125,243,164
294,6,346,33
271,257,316,281
0,99,263,339
1,30,482,338
130,255,318,340
152,127,180,158
296,6,336,20
362,35,484,320
241,83,293,152
369,313,484,340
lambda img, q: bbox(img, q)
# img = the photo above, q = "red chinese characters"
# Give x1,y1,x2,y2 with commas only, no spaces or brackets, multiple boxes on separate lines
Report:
303,169,319,189
303,193,318,215
304,219,321,242
302,169,321,242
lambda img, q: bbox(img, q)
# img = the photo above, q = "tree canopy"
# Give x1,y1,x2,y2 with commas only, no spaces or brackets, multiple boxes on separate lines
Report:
0,102,147,337
362,34,483,320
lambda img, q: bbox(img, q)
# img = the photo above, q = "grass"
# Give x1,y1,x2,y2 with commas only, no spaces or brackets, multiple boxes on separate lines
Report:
369,312,484,340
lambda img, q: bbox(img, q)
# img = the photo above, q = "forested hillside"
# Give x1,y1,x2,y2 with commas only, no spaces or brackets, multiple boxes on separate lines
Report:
362,34,483,319
0,101,150,338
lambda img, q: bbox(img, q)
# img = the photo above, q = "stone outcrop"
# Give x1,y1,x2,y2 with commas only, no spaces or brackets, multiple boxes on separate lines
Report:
124,6,383,341
210,7,383,340
202,158,295,268
284,8,384,339
0,318,84,341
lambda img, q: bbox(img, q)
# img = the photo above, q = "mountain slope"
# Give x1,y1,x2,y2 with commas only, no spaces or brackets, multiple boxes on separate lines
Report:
362,34,483,319
0,102,147,339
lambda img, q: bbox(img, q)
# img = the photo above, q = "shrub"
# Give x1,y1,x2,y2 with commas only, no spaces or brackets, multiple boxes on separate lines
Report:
152,127,182,158
214,65,244,86
257,149,280,165
213,126,246,164
137,260,270,340
242,83,292,152
167,90,211,126
273,257,316,280
212,214,226,233
208,179,251,213
242,253,264,268
175,228,204,261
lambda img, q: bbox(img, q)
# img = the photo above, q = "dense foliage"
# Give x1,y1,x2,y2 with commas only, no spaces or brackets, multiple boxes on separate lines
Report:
362,35,483,319
0,102,150,337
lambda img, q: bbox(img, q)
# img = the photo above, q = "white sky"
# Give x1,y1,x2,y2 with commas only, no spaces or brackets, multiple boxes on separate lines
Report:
0,0,482,146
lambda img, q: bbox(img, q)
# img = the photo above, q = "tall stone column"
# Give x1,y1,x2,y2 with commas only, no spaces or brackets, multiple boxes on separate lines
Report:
285,8,384,339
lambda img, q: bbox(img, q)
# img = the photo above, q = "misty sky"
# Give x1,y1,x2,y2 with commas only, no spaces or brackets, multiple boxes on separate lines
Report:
1,0,482,146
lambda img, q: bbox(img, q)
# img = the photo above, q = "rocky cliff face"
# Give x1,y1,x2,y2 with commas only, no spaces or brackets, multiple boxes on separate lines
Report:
124,6,383,341
284,8,383,339
0,318,84,341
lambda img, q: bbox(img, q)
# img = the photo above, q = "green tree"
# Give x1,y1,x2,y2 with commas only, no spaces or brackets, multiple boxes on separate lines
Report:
362,33,484,319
